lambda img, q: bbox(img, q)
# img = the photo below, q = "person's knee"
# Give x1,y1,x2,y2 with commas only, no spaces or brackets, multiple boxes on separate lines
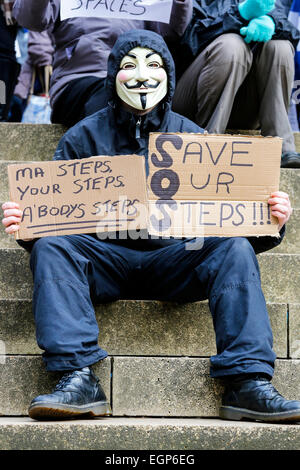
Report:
224,238,257,269
209,33,251,65
31,236,71,263
262,40,294,65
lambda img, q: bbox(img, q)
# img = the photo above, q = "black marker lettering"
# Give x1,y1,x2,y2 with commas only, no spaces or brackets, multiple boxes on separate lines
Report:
151,134,183,168
73,179,84,194
216,172,234,194
71,0,83,10
16,185,29,201
232,203,245,226
150,169,180,199
182,142,202,164
57,164,67,177
199,202,216,226
190,173,210,190
38,205,48,218
132,0,146,15
230,141,253,167
220,203,234,227
205,142,227,165
22,206,32,223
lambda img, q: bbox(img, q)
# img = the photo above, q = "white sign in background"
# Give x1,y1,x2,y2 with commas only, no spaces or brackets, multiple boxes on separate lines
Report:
60,0,173,24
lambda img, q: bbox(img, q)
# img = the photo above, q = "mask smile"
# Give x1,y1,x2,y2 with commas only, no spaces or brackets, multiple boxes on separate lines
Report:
124,80,160,90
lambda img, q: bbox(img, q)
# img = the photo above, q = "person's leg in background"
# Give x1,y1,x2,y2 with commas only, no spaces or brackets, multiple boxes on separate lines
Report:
228,39,300,168
51,76,108,128
172,33,253,133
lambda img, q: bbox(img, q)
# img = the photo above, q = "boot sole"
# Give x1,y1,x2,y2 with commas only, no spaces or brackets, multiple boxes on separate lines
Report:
28,401,112,421
220,405,300,423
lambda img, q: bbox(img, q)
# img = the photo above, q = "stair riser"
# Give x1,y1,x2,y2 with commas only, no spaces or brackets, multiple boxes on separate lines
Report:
0,250,299,302
0,300,289,357
0,356,299,417
0,124,64,162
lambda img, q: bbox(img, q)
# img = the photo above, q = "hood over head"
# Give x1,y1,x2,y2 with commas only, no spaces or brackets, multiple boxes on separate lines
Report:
106,29,176,108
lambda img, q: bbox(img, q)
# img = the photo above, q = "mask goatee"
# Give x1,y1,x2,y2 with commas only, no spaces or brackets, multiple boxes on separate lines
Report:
140,93,147,110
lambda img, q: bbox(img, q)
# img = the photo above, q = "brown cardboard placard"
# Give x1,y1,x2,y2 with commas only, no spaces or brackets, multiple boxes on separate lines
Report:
8,155,148,240
147,133,282,237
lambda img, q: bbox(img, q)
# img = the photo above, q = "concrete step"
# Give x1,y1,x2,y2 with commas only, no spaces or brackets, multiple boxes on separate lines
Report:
0,416,300,450
0,356,299,417
1,123,300,162
0,124,65,161
0,299,290,358
0,249,299,303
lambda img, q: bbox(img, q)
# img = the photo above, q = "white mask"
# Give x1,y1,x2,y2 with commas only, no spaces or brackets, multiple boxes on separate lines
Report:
116,47,168,111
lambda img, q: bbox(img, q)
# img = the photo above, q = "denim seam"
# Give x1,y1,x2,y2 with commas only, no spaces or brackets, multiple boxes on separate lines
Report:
210,279,260,299
34,277,89,291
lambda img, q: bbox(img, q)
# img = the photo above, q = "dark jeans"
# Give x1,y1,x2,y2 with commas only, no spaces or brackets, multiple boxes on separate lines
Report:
29,235,276,378
51,76,108,128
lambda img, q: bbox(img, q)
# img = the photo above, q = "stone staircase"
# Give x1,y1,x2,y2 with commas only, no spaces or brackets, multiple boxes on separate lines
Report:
0,123,299,450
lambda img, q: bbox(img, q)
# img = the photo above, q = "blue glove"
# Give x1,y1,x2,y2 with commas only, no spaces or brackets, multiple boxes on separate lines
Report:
239,0,275,20
240,15,275,43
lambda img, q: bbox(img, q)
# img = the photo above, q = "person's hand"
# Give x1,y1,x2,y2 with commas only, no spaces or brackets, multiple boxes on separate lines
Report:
240,16,275,43
239,0,275,21
268,191,293,231
2,202,23,235
4,11,15,26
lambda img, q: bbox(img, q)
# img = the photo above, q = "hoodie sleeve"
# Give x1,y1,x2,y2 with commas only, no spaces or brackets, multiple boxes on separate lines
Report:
12,0,59,32
246,225,286,254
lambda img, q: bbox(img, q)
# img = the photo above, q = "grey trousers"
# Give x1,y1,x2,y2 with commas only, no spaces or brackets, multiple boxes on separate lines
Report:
172,33,296,153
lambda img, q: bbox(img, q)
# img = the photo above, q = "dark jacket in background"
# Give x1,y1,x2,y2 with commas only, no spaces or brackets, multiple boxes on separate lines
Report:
173,0,300,79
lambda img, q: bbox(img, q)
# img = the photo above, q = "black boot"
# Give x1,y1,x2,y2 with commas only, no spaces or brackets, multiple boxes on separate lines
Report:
220,375,300,423
28,367,112,420
281,151,300,168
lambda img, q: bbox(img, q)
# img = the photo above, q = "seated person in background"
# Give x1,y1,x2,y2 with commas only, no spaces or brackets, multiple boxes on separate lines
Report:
12,0,192,128
2,29,300,424
172,0,300,168
10,30,54,122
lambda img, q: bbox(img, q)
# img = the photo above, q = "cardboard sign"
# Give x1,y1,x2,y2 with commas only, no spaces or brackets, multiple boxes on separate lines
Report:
147,133,282,238
60,0,173,24
8,155,148,240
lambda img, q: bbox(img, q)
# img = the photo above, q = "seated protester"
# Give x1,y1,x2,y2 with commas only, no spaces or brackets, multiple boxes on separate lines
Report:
171,0,300,168
12,0,192,128
2,29,300,423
